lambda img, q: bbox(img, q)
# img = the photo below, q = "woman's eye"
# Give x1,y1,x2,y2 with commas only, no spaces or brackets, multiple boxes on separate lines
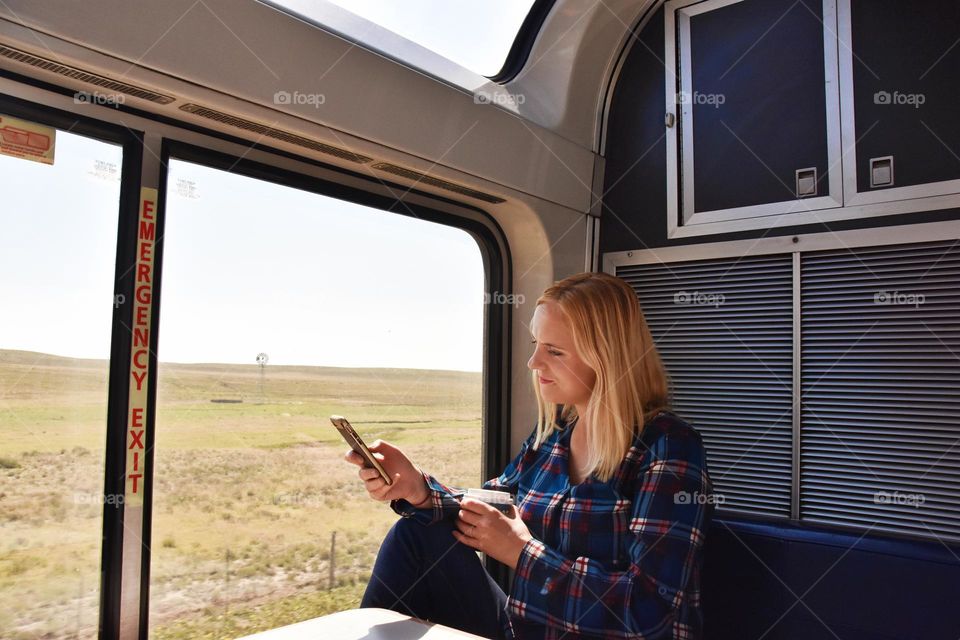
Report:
531,339,561,357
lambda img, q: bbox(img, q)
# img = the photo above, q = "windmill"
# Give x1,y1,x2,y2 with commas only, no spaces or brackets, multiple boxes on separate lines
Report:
256,352,268,404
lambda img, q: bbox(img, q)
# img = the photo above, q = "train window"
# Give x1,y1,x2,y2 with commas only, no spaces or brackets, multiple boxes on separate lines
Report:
148,159,484,637
0,130,122,637
267,0,539,77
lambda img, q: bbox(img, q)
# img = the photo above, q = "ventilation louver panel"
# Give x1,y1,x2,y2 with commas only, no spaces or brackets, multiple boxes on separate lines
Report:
178,103,373,164
618,254,795,517
371,163,505,204
800,240,960,543
0,44,175,104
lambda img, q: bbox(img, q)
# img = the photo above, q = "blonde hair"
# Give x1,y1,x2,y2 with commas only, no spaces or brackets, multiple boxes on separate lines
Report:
531,272,670,482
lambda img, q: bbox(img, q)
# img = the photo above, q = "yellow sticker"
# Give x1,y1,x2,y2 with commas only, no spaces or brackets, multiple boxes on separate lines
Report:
0,113,56,165
125,187,158,507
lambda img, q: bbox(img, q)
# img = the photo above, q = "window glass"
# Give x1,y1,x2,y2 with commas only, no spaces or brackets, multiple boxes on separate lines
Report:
271,0,538,77
0,128,122,638
148,159,484,637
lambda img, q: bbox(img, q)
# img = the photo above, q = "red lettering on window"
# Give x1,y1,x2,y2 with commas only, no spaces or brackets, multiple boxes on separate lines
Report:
129,473,142,493
132,370,147,391
137,263,151,284
132,407,144,428
139,220,155,242
136,305,149,325
129,429,144,450
133,349,148,369
135,285,151,305
142,199,155,220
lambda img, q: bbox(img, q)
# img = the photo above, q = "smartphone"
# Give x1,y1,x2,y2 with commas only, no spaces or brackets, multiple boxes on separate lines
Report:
331,415,392,485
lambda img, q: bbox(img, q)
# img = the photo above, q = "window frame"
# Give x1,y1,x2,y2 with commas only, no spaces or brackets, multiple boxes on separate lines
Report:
0,69,514,637
0,88,145,639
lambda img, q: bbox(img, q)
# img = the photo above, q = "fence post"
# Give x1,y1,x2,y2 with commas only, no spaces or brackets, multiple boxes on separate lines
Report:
329,531,336,590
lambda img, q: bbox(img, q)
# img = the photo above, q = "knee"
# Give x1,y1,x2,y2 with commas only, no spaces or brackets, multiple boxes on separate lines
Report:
382,517,457,556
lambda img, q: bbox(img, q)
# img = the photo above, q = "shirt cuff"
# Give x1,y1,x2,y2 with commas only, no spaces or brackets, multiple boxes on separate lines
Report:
507,538,555,621
390,470,451,525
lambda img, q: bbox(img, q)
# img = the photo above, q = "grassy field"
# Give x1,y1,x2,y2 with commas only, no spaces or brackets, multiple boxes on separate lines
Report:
0,349,482,639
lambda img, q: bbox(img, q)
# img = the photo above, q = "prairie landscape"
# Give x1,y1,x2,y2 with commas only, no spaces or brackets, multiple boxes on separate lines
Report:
0,349,483,639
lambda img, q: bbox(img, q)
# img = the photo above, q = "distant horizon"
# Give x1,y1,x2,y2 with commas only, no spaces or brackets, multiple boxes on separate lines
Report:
0,347,482,374
1,137,485,374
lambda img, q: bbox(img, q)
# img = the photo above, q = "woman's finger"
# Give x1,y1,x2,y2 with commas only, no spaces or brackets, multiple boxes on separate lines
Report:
457,509,480,527
452,529,477,548
358,467,382,481
371,480,399,501
364,476,386,492
454,517,475,536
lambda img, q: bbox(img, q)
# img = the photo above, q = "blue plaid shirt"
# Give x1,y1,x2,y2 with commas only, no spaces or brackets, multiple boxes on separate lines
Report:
392,410,714,639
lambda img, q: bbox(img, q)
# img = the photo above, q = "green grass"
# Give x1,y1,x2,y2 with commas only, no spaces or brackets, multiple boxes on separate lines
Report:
0,349,482,639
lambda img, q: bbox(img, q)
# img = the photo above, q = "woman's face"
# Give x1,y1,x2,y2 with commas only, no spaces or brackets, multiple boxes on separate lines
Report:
527,301,596,408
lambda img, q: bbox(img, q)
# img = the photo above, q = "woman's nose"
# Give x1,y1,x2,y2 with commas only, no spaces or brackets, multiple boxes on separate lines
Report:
527,350,540,371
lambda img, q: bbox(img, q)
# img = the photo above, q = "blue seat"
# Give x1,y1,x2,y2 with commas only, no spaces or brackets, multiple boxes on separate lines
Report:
701,518,960,639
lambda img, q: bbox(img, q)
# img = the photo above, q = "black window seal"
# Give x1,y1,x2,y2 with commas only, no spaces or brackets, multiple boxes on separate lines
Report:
489,0,558,83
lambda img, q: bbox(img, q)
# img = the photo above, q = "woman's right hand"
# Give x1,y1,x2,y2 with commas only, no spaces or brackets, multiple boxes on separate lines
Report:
344,440,431,507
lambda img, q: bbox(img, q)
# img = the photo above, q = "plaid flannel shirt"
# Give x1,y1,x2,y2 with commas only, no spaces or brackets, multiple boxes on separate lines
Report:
392,410,714,640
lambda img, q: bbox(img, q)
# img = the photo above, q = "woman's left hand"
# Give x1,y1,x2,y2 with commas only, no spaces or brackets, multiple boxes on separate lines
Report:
453,498,533,570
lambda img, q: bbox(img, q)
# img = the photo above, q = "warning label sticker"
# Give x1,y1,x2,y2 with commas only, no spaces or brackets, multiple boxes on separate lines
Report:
0,113,56,165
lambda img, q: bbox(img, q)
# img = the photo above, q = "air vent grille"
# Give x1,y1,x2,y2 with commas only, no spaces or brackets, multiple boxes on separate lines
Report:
372,162,505,204
0,43,175,104
800,239,960,543
618,254,796,518
179,103,373,164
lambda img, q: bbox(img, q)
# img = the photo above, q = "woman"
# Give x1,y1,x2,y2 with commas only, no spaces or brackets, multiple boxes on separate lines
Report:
345,272,714,639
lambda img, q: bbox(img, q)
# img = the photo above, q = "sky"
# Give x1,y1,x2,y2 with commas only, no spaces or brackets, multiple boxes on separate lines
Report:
273,0,536,76
0,2,541,372
0,131,486,372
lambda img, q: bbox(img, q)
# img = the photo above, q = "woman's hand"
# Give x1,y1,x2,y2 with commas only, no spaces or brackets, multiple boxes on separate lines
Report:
344,440,431,507
453,498,533,570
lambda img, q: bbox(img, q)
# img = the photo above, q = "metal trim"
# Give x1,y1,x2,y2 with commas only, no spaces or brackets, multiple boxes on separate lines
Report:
837,0,960,207
666,0,845,233
791,251,801,521
603,218,960,271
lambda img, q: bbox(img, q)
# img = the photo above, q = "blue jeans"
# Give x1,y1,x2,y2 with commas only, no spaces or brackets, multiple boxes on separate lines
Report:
361,517,509,639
